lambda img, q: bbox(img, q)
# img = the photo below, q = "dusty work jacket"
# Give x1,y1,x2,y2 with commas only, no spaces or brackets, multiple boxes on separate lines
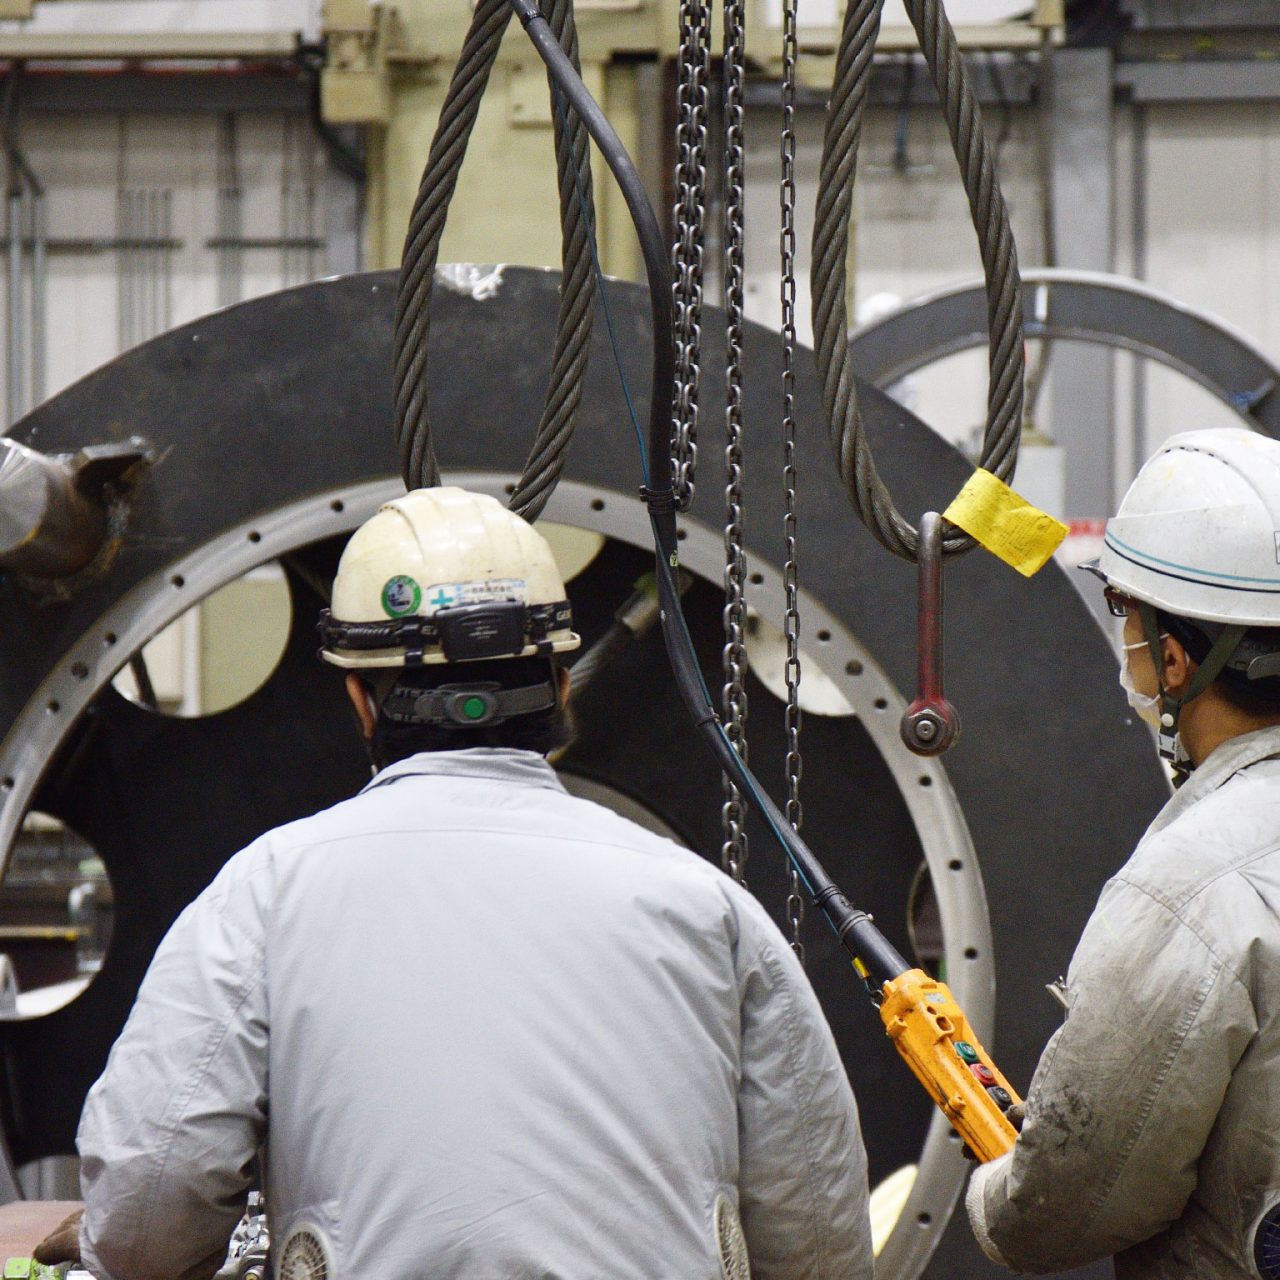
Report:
76,749,872,1280
967,724,1280,1278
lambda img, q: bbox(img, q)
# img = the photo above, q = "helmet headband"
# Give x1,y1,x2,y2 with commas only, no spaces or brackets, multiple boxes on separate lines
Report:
319,598,573,665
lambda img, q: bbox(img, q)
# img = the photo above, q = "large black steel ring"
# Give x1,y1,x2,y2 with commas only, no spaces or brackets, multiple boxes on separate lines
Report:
849,268,1280,434
0,268,1167,1279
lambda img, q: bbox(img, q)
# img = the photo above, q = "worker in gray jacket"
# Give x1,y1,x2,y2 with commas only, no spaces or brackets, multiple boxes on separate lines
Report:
967,427,1280,1278
41,486,872,1280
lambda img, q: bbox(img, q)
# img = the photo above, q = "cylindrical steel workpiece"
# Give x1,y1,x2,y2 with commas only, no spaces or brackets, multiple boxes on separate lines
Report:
0,437,108,576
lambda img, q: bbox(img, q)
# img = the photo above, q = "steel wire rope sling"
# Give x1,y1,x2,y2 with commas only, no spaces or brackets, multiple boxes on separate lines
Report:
813,0,1038,761
393,0,597,516
489,0,1023,1162
812,0,1025,563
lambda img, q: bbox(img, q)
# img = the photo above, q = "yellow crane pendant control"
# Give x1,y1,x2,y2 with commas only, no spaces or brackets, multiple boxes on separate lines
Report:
880,968,1021,1162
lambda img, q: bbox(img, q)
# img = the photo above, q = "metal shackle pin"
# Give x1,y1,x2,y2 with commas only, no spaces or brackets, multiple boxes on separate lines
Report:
900,511,961,756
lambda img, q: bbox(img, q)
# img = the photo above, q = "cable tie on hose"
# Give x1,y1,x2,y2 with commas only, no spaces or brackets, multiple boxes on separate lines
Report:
813,885,847,910
640,484,677,516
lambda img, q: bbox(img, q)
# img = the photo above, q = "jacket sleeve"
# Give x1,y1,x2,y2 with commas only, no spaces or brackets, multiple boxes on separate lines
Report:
966,875,1255,1274
77,844,274,1280
735,908,873,1280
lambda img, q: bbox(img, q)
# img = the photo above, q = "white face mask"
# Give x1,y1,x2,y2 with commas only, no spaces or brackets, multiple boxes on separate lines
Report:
1118,636,1167,728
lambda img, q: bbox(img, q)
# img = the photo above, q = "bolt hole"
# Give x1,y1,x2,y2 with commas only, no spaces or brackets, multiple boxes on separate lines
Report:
46,700,60,714
330,499,345,513
71,662,88,679
504,483,516,496
965,947,979,960
948,1129,963,1142
171,575,185,589
590,498,605,511
1,777,13,791
919,775,932,787
676,528,687,541
917,1212,932,1226
948,858,962,871
247,530,261,544
874,697,888,710
749,572,764,585
817,628,831,642
845,660,863,676
103,633,117,647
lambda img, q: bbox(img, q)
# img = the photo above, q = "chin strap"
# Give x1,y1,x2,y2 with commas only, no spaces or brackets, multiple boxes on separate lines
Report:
1139,602,1247,778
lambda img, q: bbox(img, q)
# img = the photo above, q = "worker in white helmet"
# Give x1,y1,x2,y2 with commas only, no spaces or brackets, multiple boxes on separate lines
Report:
967,428,1280,1278
42,487,872,1280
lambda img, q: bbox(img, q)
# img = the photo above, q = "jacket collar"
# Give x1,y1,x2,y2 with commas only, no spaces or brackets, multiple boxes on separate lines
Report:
361,748,567,795
1147,724,1280,838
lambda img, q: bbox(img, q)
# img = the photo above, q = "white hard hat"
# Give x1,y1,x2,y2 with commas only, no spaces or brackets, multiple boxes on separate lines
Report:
319,487,580,668
1094,427,1280,627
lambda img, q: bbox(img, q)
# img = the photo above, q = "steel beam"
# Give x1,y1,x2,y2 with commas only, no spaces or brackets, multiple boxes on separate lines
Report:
1045,46,1115,517
1117,61,1280,103
16,71,309,116
0,31,299,60
324,154,363,277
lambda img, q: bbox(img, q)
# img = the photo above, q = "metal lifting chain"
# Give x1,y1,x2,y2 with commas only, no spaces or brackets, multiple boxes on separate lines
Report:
393,0,596,520
810,0,1025,561
670,0,711,511
780,0,806,961
720,0,749,884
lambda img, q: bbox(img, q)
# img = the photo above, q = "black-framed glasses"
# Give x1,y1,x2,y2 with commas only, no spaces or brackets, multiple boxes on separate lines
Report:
1103,586,1136,619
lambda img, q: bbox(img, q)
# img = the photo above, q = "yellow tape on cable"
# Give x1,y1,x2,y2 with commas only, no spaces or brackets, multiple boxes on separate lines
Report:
942,468,1068,578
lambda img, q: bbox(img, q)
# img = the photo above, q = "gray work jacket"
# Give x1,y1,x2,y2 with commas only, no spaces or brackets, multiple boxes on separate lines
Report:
967,724,1280,1278
77,749,872,1280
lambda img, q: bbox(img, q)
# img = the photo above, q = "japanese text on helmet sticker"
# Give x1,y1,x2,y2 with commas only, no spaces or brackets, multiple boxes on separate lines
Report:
423,578,528,614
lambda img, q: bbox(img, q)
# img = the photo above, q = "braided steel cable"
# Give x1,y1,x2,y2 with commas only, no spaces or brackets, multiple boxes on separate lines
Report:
393,0,596,520
811,0,1025,561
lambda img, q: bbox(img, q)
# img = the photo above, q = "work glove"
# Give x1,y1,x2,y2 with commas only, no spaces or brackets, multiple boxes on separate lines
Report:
33,1208,83,1266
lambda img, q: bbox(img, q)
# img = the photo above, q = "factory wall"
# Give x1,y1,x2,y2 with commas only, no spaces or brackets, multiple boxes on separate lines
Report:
0,110,327,424
1133,101,1280,456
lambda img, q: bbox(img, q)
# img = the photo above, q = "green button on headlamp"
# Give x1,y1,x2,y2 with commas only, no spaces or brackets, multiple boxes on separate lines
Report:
461,695,489,721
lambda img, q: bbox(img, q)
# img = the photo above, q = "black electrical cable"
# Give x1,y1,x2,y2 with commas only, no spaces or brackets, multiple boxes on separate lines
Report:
507,0,910,986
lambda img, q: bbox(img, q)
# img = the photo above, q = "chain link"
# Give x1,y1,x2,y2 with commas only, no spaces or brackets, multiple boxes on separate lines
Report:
671,0,711,511
780,0,805,961
720,0,749,883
